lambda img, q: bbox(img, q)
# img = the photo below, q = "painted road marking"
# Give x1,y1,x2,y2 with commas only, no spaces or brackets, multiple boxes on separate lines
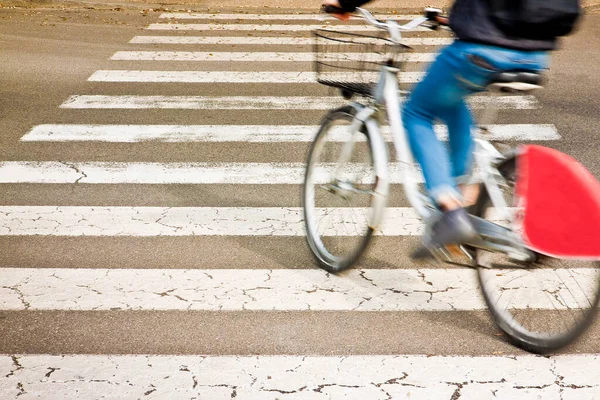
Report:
110,51,435,62
0,161,418,184
158,13,422,20
21,124,560,142
146,23,431,32
0,206,440,236
0,354,598,399
0,268,596,311
60,95,539,110
88,70,425,83
129,36,452,46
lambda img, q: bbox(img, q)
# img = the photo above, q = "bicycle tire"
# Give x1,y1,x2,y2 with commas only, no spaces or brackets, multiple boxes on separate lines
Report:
302,105,388,273
474,155,600,353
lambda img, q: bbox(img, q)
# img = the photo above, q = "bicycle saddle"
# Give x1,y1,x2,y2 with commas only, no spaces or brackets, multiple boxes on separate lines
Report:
487,70,545,93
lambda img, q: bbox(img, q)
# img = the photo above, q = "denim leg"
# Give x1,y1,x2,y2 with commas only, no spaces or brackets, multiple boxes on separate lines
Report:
403,101,457,200
438,100,475,180
402,40,550,203
402,44,466,202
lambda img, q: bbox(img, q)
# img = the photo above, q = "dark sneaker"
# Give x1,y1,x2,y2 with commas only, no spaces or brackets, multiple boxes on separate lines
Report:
424,208,478,248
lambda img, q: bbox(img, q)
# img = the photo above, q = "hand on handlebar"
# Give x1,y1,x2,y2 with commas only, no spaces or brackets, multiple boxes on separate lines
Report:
433,15,449,26
322,0,352,21
424,7,449,27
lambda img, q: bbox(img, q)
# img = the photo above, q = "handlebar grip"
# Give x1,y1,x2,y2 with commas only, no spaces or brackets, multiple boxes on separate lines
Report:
321,4,349,14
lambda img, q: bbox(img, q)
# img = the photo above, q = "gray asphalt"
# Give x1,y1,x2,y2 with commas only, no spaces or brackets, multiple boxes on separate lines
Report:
1,5,600,360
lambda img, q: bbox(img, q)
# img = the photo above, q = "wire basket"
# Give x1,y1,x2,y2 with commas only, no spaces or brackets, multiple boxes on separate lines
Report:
314,29,411,98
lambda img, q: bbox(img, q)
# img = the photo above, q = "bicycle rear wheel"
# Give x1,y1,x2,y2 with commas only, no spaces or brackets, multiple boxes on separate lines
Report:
302,106,388,273
474,156,600,353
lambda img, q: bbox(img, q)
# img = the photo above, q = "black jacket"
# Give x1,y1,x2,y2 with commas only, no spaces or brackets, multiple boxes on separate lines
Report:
337,0,557,51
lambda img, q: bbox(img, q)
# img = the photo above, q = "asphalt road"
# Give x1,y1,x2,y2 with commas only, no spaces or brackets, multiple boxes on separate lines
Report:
1,4,600,398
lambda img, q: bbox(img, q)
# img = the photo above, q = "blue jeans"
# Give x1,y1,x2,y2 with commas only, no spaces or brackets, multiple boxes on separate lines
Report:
402,40,549,203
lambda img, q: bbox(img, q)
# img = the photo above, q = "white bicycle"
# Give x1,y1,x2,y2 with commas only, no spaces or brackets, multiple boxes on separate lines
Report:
302,7,600,353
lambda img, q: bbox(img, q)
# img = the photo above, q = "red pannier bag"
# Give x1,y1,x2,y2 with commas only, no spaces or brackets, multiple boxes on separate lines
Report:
515,145,600,259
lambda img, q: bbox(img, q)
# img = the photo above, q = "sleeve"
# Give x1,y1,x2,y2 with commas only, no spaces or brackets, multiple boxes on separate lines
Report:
337,0,372,12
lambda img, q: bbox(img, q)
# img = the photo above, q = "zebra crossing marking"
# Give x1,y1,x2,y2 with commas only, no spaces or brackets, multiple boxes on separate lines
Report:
0,161,418,184
1,354,598,399
129,36,453,46
60,95,539,110
110,51,435,62
0,206,450,236
158,13,422,20
21,124,561,142
146,23,431,32
0,268,595,311
88,70,425,83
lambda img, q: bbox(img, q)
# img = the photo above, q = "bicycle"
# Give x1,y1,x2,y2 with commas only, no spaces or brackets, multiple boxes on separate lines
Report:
302,6,600,353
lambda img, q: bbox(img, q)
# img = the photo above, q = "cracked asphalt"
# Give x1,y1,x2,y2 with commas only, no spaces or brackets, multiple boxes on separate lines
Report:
1,3,600,398
3,353,600,398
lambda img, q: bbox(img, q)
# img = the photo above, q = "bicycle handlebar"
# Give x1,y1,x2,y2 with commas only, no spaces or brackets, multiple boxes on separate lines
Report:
320,5,447,39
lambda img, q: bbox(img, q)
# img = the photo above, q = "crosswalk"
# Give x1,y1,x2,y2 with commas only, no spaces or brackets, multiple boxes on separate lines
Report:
2,10,599,399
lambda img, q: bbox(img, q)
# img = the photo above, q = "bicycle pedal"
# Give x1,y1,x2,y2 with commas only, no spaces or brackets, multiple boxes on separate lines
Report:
429,245,475,267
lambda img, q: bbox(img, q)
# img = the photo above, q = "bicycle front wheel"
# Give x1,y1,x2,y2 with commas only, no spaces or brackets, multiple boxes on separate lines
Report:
475,156,600,353
302,106,388,273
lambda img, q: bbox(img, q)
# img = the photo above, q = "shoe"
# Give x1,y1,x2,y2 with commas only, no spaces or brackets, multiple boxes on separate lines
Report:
423,208,478,248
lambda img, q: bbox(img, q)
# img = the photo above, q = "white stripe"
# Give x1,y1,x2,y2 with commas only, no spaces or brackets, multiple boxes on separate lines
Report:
130,35,453,46
1,354,598,398
0,161,419,184
110,51,435,62
0,268,596,311
147,23,430,32
158,13,422,20
88,70,424,83
22,124,560,143
0,206,431,236
60,95,539,110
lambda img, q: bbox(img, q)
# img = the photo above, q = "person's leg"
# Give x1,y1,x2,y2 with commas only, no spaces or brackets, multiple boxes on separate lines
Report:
402,106,463,209
403,42,478,246
438,100,478,205
402,42,466,210
405,41,550,248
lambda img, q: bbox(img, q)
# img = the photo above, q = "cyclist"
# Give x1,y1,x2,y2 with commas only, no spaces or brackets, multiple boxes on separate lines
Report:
323,0,579,249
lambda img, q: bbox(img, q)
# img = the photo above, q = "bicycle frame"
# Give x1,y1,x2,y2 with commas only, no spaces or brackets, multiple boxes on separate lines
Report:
332,8,535,262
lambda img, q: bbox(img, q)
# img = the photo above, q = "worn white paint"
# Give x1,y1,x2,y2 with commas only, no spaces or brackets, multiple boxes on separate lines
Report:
88,70,425,83
146,22,430,32
0,354,598,399
0,206,425,236
0,268,596,311
60,95,539,110
0,161,415,184
129,36,452,46
110,51,435,62
158,13,422,20
21,124,560,143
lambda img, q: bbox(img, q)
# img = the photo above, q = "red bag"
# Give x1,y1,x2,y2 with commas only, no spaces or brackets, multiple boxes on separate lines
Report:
515,145,600,259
